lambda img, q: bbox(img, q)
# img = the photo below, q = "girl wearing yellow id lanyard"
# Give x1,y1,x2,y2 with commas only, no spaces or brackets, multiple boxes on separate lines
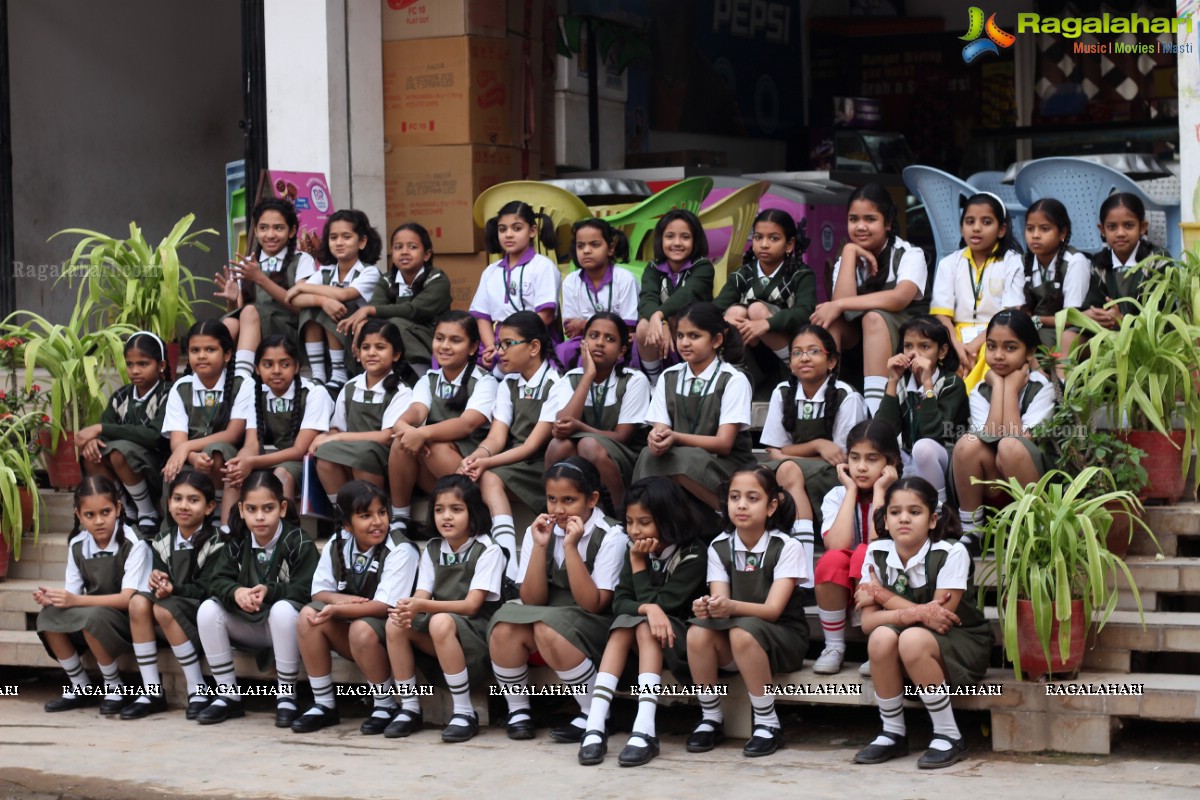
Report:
557,219,640,369
546,313,651,510
928,193,1023,391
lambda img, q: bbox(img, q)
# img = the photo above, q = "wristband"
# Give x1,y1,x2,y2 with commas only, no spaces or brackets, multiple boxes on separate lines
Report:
478,445,492,457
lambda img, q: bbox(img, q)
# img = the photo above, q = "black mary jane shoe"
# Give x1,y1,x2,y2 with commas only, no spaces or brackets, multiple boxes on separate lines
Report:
576,730,608,766
291,705,341,733
617,734,660,767
548,716,587,744
197,698,245,725
917,735,967,769
100,694,137,716
275,700,299,729
383,708,424,738
685,721,725,753
743,724,784,758
505,710,535,740
360,708,397,735
853,731,910,764
185,694,211,721
44,693,98,713
120,695,168,720
441,712,480,743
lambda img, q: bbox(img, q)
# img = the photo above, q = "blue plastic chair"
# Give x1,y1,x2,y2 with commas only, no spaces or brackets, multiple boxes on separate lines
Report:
902,166,977,265
1014,157,1182,256
968,170,1026,250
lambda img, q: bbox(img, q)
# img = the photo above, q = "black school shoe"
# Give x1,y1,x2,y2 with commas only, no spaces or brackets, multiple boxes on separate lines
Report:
120,694,168,720
917,735,967,769
197,697,245,725
360,707,397,735
617,734,659,767
275,698,299,728
549,716,587,743
185,694,211,721
441,712,480,743
291,704,341,733
44,692,99,713
383,708,424,738
743,725,784,758
853,731,910,764
99,694,137,716
577,731,608,766
686,721,725,753
505,710,535,740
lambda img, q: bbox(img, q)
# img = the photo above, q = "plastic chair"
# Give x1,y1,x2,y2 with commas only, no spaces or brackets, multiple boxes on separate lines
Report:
902,166,977,264
693,181,770,293
968,170,1026,249
472,181,593,263
602,177,714,275
1014,157,1182,256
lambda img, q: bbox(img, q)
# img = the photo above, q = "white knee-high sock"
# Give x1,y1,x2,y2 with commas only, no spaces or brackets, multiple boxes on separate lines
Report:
556,657,597,717
444,668,473,717
920,685,961,749
819,607,847,650
234,349,256,382
133,641,162,697
58,653,90,695
170,641,206,696
125,480,158,521
99,660,124,701
329,348,347,383
871,693,906,745
749,693,780,734
864,376,887,417
492,662,531,715
582,672,619,745
305,342,327,382
695,688,723,731
630,672,661,741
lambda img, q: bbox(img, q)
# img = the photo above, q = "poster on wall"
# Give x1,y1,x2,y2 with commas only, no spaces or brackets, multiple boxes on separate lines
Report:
253,170,334,255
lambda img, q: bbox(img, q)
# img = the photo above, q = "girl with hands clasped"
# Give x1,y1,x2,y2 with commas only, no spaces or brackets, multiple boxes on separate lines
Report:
36,477,151,715
852,477,992,770
950,310,1055,556
488,458,630,743
123,470,224,720
384,475,504,743
686,466,810,759
291,481,419,735
577,478,705,767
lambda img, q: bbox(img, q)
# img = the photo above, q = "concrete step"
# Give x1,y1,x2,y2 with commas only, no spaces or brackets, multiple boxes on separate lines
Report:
972,555,1200,613
1134,505,1200,558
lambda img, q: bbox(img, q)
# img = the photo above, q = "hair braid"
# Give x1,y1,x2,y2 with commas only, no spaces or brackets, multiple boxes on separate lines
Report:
254,372,267,455
286,374,305,447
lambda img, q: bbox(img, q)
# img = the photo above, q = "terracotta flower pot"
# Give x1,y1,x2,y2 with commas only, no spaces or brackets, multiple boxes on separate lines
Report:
1102,499,1136,558
38,429,82,491
1015,599,1087,680
0,487,34,580
166,341,181,379
1121,430,1187,504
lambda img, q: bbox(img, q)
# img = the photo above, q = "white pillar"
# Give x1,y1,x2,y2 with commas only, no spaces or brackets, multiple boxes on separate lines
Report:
1178,1,1199,223
263,0,384,227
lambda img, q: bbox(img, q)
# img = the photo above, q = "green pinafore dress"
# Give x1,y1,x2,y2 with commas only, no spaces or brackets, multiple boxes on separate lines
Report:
491,373,558,512
258,386,309,487
873,546,992,687
1024,250,1081,350
311,530,417,644
946,380,1050,506
564,371,645,481
689,534,809,673
763,386,849,531
223,250,305,342
298,263,372,378
488,523,619,664
842,245,931,352
313,382,398,475
424,368,489,457
99,382,170,504
177,377,245,462
140,527,224,650
632,367,754,488
411,537,502,686
38,537,139,658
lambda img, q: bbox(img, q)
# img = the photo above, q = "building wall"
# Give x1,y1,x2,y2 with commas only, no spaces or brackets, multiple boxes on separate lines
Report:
8,0,244,322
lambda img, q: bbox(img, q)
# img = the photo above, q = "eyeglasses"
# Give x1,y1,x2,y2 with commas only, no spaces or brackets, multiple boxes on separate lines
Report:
790,347,827,359
496,339,531,352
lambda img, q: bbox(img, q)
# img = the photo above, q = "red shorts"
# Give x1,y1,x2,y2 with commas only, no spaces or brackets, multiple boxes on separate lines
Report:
814,542,869,590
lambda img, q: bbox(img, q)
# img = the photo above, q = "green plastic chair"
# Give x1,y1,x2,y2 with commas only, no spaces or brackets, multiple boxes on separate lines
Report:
696,181,770,294
472,181,592,264
604,177,714,279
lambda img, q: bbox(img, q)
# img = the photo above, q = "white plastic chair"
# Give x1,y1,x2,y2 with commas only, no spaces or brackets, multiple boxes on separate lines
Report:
968,170,1026,250
902,166,977,265
1014,157,1181,256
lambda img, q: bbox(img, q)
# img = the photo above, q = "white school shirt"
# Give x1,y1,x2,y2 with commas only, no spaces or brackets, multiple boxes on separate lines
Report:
540,367,651,426
1001,250,1091,310
819,485,875,543
310,535,419,604
706,529,809,584
161,374,256,436
240,246,316,289
411,365,497,421
493,362,561,427
415,535,505,602
861,538,970,591
514,507,630,592
968,369,1054,433
560,265,640,326
759,377,868,451
64,528,151,594
241,377,333,433
646,360,752,430
468,248,560,322
390,266,427,299
329,373,414,431
831,236,928,300
302,260,381,303
929,249,1023,332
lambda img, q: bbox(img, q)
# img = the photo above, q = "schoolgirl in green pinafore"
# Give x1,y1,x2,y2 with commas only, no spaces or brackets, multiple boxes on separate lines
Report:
761,325,868,531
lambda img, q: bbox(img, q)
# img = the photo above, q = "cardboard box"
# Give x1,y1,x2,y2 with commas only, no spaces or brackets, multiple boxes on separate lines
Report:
381,0,506,41
554,90,625,171
507,0,545,41
435,251,491,309
384,144,521,254
382,36,520,147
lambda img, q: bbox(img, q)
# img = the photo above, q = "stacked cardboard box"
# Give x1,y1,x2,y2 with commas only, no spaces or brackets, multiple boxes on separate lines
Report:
381,0,552,305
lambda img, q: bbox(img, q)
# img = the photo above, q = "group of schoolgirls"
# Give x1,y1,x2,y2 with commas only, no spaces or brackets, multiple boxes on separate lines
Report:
34,186,1166,771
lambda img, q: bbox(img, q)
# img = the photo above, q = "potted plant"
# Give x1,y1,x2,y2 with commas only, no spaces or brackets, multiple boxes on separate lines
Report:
0,300,137,489
53,213,219,373
976,467,1151,680
1057,282,1200,503
0,412,44,577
